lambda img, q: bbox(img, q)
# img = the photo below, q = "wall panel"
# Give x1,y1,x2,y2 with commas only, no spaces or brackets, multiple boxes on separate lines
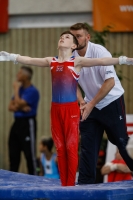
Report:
106,32,133,113
0,28,133,173
9,0,91,15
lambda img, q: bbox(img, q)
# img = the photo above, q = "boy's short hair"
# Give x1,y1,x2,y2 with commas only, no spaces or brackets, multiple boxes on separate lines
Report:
21,66,33,80
40,137,54,152
60,30,79,51
70,23,90,34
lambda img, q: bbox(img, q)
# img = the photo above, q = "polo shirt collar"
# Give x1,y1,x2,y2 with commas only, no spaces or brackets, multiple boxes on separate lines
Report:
85,41,92,58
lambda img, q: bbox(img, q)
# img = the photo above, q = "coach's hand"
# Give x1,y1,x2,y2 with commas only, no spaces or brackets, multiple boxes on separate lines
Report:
79,100,86,116
13,81,22,89
80,102,94,121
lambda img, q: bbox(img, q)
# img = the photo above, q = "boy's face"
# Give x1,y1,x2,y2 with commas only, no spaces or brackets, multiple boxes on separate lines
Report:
58,34,77,51
70,29,90,50
39,143,47,153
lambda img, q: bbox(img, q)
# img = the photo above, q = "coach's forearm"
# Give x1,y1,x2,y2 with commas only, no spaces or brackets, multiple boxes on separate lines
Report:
14,88,27,107
77,86,84,103
90,78,115,107
14,87,21,101
8,101,19,112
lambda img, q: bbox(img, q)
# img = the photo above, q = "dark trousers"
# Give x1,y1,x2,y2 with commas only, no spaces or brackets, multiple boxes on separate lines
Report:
78,95,133,184
8,117,37,175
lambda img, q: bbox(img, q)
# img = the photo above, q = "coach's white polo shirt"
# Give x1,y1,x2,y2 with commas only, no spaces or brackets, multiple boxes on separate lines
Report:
73,42,124,110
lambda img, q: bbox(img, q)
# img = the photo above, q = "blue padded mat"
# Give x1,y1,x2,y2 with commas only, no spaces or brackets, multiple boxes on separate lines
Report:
0,169,133,200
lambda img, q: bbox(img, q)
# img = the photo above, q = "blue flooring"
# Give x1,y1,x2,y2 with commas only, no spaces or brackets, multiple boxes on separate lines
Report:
0,169,133,200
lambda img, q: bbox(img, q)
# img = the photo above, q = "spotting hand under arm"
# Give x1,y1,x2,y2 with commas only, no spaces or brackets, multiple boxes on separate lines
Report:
0,51,19,64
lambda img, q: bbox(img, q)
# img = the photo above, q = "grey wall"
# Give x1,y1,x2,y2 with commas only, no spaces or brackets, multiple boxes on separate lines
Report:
9,0,92,15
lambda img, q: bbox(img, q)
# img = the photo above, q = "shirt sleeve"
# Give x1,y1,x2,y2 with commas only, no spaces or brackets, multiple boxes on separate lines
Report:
21,88,39,106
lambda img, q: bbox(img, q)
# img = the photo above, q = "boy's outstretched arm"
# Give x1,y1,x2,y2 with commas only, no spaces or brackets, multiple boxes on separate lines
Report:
0,51,52,67
75,56,133,70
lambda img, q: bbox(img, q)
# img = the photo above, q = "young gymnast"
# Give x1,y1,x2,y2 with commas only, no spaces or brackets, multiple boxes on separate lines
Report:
0,31,133,186
101,149,132,182
39,137,60,179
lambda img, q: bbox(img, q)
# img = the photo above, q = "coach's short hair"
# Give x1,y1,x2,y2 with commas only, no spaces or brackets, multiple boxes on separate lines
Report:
21,66,33,80
70,23,90,33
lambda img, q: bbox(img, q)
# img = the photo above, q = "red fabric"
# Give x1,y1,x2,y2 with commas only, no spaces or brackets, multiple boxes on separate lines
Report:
126,123,133,135
108,159,132,182
0,0,8,33
99,150,105,157
51,102,80,186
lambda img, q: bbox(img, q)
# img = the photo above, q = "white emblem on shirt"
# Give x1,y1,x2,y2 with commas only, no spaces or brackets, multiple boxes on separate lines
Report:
56,66,63,72
119,116,123,120
71,115,78,118
25,136,30,141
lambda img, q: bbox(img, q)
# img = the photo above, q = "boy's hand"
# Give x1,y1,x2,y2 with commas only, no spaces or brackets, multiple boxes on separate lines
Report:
119,56,133,65
0,51,10,61
0,51,19,63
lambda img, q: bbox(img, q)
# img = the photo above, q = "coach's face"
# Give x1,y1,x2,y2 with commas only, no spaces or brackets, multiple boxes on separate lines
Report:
16,69,28,82
70,29,90,50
